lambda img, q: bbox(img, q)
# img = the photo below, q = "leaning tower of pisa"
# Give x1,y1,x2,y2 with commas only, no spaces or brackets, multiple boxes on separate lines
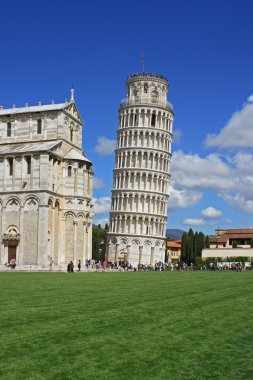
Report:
106,73,174,266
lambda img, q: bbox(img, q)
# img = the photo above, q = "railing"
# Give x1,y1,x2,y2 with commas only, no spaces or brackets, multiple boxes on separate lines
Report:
120,98,173,111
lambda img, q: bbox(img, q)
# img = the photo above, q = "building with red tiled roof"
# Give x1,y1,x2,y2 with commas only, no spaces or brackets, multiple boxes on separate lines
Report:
202,228,253,261
209,228,253,249
167,240,181,262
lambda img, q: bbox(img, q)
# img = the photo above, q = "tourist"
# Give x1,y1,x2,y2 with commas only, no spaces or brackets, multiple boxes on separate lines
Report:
49,257,54,271
10,258,16,270
78,260,81,272
67,261,74,273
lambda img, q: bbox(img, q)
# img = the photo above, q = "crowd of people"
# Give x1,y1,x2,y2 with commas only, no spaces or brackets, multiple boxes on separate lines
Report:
168,261,247,271
67,259,249,272
3,257,248,272
65,259,249,272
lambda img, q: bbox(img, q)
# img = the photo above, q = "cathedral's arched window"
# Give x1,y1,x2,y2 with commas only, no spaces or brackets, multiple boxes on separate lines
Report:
8,158,13,176
37,119,42,134
70,128,73,142
7,122,11,137
25,156,31,174
67,166,72,177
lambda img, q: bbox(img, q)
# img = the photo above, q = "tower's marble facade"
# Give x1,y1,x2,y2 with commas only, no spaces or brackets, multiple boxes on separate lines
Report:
107,73,174,266
0,91,93,268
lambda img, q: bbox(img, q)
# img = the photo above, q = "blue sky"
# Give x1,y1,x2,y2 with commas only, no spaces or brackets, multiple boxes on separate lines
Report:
1,0,253,234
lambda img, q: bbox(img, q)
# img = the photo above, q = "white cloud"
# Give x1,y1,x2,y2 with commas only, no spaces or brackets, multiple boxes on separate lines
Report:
93,197,111,214
170,149,253,214
221,193,253,214
182,218,206,226
94,136,116,155
171,150,233,191
93,177,105,189
168,184,202,210
93,218,109,227
201,207,223,218
205,95,253,148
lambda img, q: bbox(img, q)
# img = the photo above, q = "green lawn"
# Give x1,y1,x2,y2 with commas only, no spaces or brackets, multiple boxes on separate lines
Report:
0,271,253,380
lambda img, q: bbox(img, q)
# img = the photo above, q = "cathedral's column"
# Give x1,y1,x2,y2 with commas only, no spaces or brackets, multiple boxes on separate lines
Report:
126,244,131,263
138,245,143,265
59,217,66,265
19,205,24,265
73,220,77,265
2,159,6,191
115,243,119,264
37,204,49,266
150,246,154,266
87,222,92,260
1,205,6,264
51,206,55,259
82,221,87,263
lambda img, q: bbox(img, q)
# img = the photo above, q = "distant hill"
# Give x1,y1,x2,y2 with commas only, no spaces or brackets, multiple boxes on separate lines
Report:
166,229,186,240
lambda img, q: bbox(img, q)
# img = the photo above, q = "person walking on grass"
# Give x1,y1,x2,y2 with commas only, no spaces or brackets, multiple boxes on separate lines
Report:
67,261,74,273
78,260,81,272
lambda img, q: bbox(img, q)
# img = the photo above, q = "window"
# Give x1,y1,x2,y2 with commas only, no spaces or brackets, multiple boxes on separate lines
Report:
37,119,42,134
151,113,156,126
7,122,11,137
144,83,148,93
134,114,138,126
8,158,13,176
67,166,72,177
70,128,73,142
25,156,31,174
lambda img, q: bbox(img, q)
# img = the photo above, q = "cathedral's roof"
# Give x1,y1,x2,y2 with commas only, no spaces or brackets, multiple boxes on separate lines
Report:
64,148,91,163
0,140,62,154
0,103,68,116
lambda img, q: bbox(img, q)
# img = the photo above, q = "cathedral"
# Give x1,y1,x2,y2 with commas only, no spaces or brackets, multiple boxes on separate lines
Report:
0,90,93,268
106,73,174,266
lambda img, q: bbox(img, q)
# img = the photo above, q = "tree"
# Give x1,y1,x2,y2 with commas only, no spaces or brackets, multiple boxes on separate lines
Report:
188,228,194,263
181,232,188,262
205,236,210,248
193,231,199,260
232,241,237,248
197,232,205,257
195,256,205,268
92,224,108,261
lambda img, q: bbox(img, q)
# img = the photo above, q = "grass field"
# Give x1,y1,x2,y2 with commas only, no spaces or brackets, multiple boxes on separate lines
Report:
0,271,253,380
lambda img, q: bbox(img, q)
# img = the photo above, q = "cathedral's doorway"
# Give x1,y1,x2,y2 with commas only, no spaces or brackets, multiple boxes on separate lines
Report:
8,245,17,262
